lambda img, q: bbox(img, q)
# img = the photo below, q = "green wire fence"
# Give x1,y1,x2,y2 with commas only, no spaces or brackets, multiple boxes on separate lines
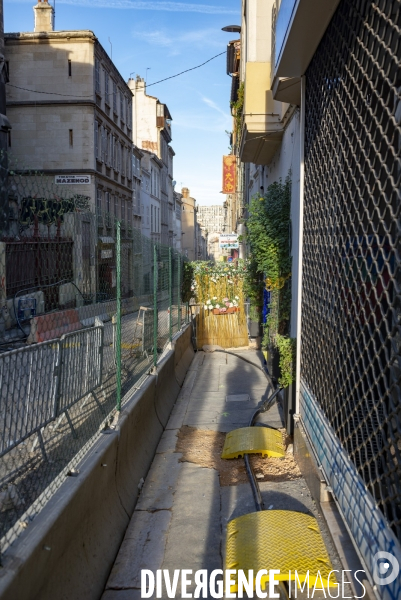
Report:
0,209,190,559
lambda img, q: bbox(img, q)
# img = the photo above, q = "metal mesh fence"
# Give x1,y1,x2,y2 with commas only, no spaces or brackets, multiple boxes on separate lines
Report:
302,0,401,541
0,170,189,558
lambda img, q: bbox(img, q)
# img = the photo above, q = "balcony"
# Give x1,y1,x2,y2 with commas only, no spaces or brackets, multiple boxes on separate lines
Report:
273,0,341,79
239,62,284,166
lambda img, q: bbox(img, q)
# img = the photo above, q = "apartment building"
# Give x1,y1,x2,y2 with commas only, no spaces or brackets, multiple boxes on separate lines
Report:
197,204,226,235
180,187,197,261
128,76,174,247
132,145,143,231
173,190,183,253
233,0,401,592
3,0,136,300
140,150,162,245
5,1,133,224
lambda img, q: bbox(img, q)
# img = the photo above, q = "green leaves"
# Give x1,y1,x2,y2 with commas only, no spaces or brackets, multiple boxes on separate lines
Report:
275,334,296,388
247,175,292,284
247,174,293,357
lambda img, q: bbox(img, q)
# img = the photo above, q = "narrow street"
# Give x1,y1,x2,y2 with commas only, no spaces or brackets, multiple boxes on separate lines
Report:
102,350,355,600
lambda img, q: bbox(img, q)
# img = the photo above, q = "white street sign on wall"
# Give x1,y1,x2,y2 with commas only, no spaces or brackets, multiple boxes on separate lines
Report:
55,175,91,185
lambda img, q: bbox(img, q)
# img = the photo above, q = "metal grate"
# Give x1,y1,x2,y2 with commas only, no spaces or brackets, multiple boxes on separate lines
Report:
302,0,401,539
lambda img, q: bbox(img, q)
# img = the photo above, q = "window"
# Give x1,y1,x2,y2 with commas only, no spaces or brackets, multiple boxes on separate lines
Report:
95,58,101,94
127,199,132,225
113,136,117,170
106,191,110,213
122,147,125,176
104,69,109,104
68,60,72,77
69,129,73,147
157,207,160,233
150,206,153,230
100,126,105,162
121,198,126,222
113,80,117,113
105,130,109,165
120,92,124,122
114,195,119,219
94,122,99,159
96,188,102,215
116,143,120,172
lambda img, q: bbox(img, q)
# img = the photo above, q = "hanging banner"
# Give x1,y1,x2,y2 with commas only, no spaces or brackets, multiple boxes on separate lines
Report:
222,155,236,194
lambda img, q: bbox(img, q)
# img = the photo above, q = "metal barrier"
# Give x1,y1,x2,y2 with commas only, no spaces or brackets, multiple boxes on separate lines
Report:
0,207,189,560
0,340,60,457
0,325,104,459
57,326,104,416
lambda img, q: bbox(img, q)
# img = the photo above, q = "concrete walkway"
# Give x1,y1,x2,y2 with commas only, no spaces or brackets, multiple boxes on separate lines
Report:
101,350,346,600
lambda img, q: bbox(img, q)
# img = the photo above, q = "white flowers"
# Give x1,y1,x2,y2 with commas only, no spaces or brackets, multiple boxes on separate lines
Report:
235,296,239,300
206,300,211,304
204,305,209,310
215,304,220,309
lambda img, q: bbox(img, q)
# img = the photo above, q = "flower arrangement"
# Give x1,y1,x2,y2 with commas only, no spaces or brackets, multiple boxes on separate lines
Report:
203,296,240,314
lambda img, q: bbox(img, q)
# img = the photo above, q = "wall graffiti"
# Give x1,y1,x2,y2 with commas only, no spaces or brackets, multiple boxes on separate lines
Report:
19,194,91,228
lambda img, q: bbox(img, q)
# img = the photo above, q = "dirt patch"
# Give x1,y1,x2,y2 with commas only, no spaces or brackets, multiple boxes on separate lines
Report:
176,426,301,486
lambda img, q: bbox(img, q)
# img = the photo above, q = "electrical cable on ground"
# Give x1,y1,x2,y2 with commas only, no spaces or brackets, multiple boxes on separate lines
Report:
214,349,284,512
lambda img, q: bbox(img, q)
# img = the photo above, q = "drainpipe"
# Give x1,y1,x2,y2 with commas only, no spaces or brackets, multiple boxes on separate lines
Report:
0,0,11,340
295,76,306,415
238,222,246,259
0,0,11,230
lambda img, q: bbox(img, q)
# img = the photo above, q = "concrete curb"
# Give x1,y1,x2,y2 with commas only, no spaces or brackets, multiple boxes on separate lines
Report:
0,324,194,600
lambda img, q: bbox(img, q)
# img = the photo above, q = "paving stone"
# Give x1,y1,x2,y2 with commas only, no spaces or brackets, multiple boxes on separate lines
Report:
162,463,221,573
156,429,179,454
105,510,171,590
136,453,183,511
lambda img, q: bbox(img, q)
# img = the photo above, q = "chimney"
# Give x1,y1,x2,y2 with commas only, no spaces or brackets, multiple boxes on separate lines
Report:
181,187,189,199
34,0,54,33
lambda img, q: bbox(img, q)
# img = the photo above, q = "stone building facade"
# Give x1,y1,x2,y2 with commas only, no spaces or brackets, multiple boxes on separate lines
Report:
197,205,226,235
5,1,134,227
128,76,174,247
4,0,136,301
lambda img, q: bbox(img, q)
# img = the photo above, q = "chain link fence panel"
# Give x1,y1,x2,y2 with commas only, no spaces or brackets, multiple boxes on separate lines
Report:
0,170,189,559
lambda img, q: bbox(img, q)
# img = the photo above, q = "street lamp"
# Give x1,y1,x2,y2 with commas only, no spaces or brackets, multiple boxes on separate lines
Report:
222,25,241,33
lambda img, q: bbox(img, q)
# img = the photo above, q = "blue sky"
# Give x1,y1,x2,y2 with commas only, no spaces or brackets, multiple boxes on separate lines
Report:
4,0,240,206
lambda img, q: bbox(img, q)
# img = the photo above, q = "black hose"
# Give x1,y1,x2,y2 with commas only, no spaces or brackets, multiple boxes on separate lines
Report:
215,348,275,389
210,349,285,513
246,386,283,512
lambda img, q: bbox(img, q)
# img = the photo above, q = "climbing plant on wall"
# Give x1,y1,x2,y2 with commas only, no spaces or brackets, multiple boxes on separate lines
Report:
247,174,295,385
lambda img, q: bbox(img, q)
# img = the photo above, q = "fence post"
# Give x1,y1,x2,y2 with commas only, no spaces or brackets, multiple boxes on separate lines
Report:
169,247,173,342
116,221,122,411
153,245,158,367
178,256,181,331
